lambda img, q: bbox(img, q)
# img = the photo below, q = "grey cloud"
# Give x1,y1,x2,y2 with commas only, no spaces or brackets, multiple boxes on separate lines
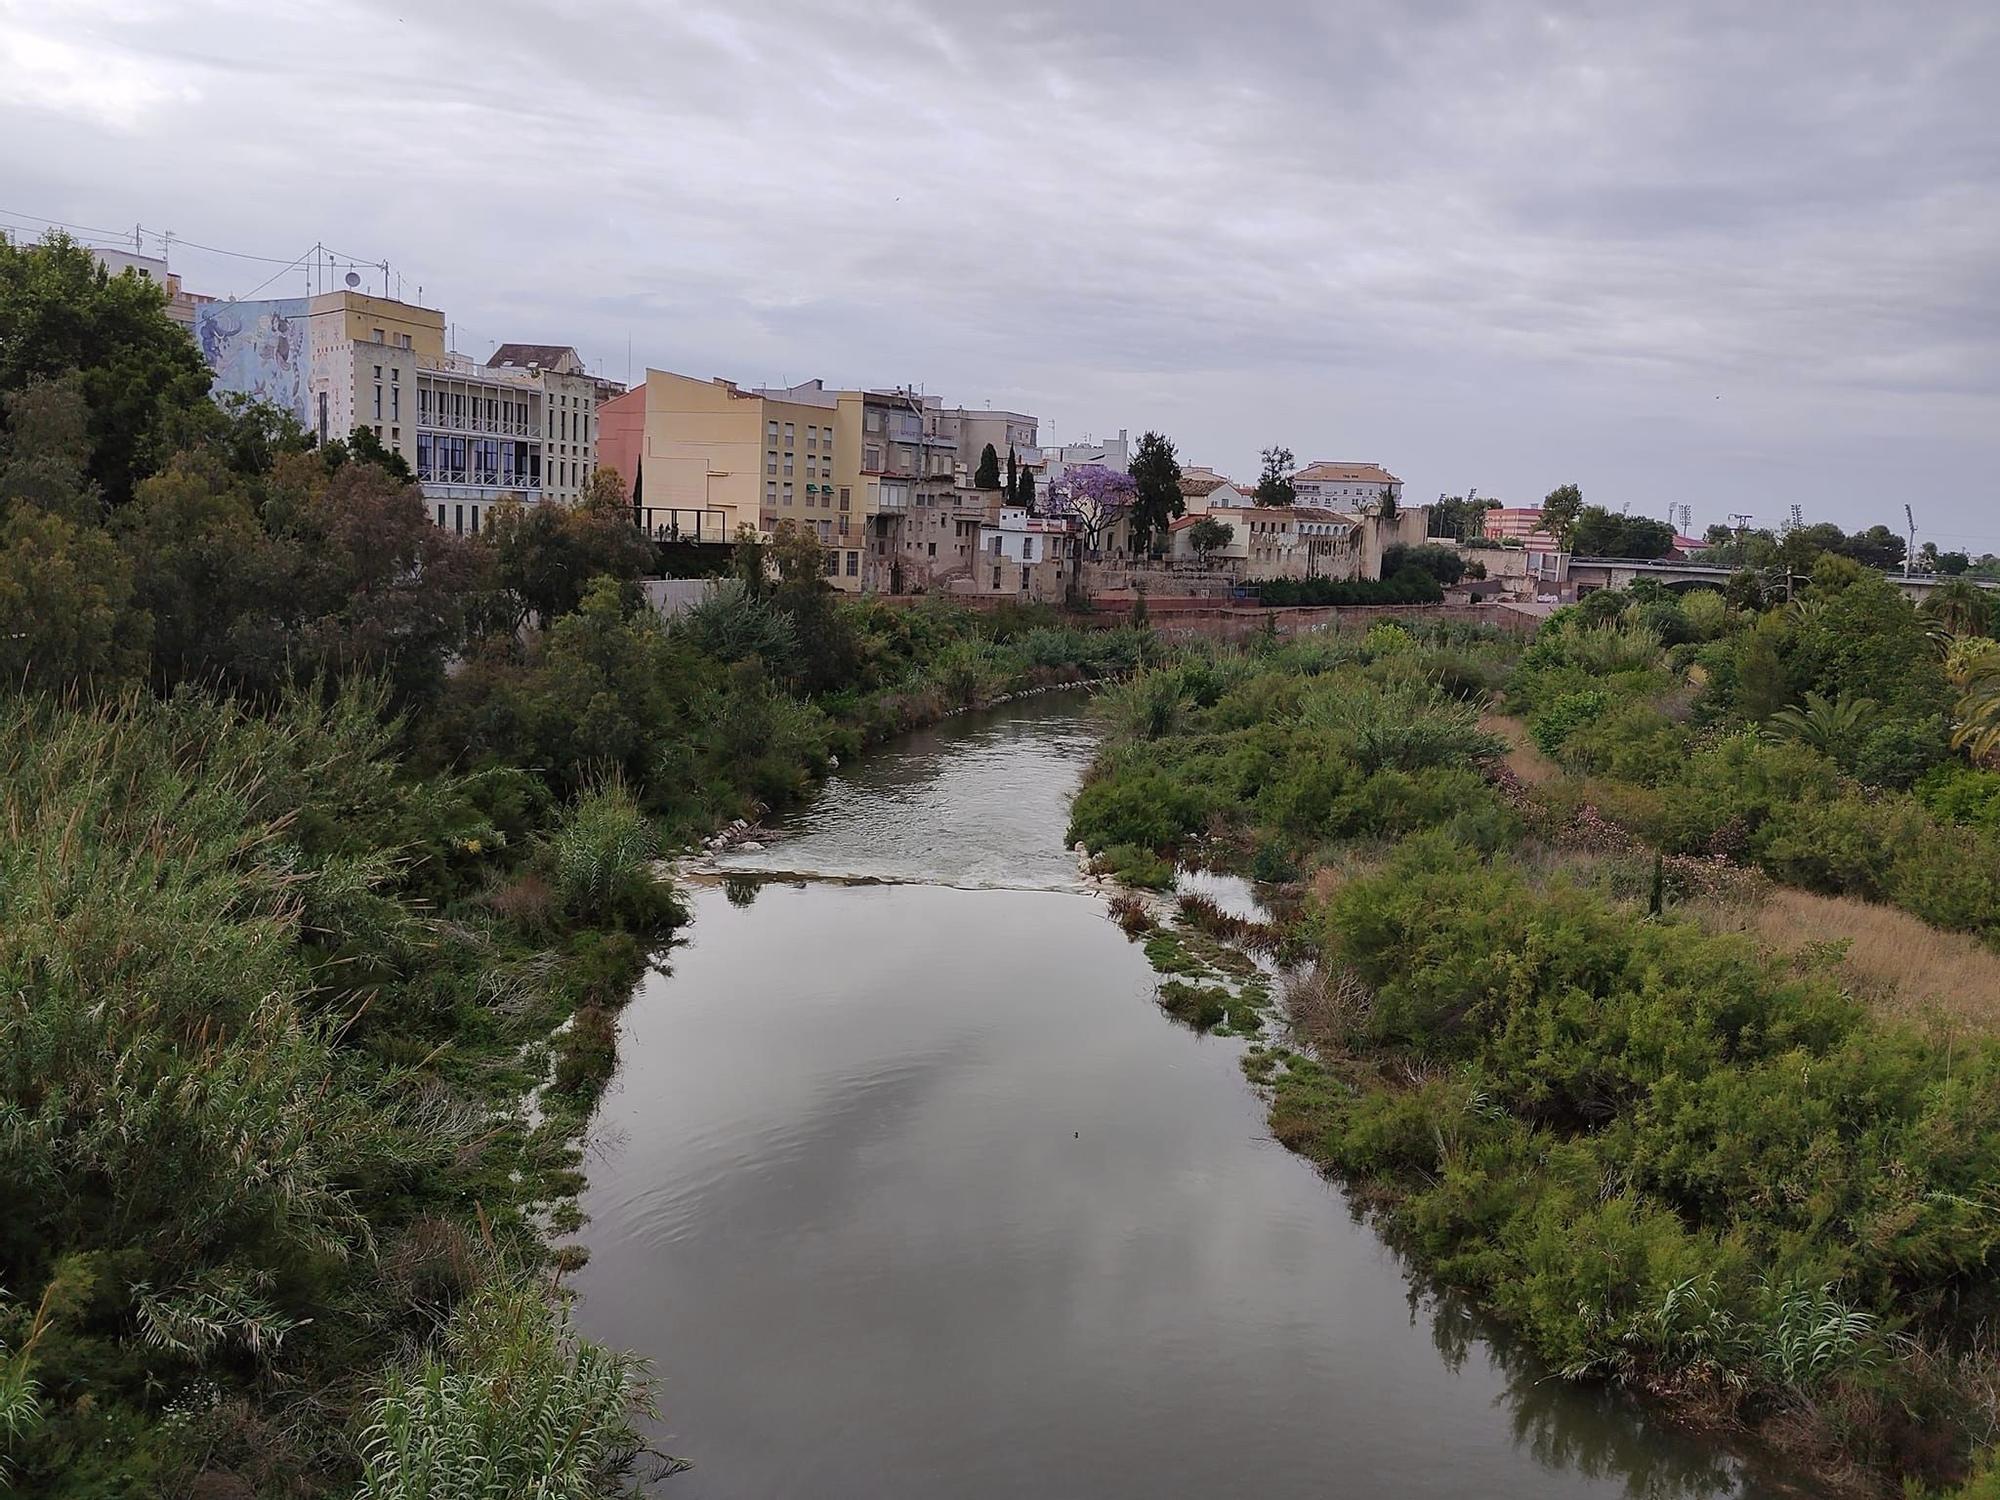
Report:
2,0,1997,536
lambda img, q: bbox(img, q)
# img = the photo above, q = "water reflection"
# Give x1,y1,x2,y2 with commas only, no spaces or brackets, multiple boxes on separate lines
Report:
575,694,1771,1498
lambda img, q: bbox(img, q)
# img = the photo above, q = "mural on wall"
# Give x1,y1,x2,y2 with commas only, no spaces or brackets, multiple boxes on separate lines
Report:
196,298,309,421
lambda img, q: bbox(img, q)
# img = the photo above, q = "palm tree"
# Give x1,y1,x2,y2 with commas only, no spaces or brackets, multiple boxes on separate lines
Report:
1953,654,2000,760
1765,692,1877,757
1923,578,1994,640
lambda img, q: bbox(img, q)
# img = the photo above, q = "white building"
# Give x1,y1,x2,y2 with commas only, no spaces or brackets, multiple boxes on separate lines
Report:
1292,460,1404,511
199,290,602,534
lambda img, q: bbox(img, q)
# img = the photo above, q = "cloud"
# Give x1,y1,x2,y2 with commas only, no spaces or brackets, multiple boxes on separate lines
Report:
2,0,1996,537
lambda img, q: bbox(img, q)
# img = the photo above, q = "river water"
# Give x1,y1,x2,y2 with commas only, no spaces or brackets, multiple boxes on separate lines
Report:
572,693,1767,1499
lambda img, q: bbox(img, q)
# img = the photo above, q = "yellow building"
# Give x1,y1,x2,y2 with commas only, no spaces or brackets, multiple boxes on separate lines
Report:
604,370,874,588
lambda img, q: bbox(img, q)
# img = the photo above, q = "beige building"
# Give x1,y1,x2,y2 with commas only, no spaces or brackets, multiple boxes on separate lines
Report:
596,371,869,586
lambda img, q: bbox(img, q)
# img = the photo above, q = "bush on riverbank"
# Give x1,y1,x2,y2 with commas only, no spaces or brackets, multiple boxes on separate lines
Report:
1069,613,2000,1492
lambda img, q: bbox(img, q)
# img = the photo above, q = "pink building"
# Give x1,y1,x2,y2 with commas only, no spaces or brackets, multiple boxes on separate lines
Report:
1483,506,1558,548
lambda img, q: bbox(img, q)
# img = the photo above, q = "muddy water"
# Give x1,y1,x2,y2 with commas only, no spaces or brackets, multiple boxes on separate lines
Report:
572,695,1765,1498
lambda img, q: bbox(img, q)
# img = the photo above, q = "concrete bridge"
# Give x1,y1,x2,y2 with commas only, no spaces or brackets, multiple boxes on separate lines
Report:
1565,556,1993,604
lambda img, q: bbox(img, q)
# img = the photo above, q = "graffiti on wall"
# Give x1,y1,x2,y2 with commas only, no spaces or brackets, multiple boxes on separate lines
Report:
196,298,309,421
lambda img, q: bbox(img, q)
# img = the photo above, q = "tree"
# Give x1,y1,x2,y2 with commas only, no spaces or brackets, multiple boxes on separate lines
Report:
0,232,216,506
0,374,99,525
974,443,1002,490
265,453,488,709
112,453,291,693
1054,464,1136,558
1766,691,1879,756
1540,483,1584,548
1428,495,1498,542
1375,486,1398,520
1005,447,1018,503
327,424,415,483
1254,446,1295,507
1127,431,1184,555
1839,524,1906,572
1922,579,1993,639
1016,468,1036,510
0,500,149,687
1381,542,1466,586
1187,516,1233,559
486,490,654,631
731,523,769,597
1569,506,1675,559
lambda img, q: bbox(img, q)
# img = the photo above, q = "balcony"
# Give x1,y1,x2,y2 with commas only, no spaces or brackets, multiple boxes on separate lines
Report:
417,412,535,437
417,467,543,499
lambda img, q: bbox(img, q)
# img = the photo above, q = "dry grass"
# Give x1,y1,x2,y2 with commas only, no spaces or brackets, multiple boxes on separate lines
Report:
1478,710,1560,786
1701,886,2000,1035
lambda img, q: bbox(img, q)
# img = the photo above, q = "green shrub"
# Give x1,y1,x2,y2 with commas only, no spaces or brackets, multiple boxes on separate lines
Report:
1530,688,1608,756
1068,769,1209,852
1094,843,1177,889
541,782,679,930
1915,762,2000,830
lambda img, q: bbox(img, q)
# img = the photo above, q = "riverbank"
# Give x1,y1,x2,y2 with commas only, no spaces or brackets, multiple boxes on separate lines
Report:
1068,622,2000,1497
0,582,1147,1496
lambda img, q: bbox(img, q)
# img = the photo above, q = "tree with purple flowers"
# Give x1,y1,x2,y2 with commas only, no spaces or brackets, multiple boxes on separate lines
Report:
1053,464,1136,557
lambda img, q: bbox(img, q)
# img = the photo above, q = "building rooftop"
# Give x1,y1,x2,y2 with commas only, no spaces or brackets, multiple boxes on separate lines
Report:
1294,461,1403,486
488,343,585,374
1179,473,1233,499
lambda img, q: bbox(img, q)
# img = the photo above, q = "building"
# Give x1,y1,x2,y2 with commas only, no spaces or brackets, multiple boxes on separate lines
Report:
964,505,1078,602
1482,507,1559,548
932,406,1038,484
1037,429,1129,489
84,247,216,332
1292,460,1403,511
488,343,627,408
595,370,864,584
197,290,601,533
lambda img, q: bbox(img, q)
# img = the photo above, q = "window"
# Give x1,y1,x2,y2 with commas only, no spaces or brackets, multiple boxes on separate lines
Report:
471,506,480,535
391,388,400,420
400,334,412,349
767,451,777,476
865,445,881,470
839,514,849,536
766,480,777,503
993,565,1002,588
806,426,817,450
783,422,794,443
373,364,382,379
823,551,839,577
454,504,464,534
390,367,398,383
846,551,859,577
373,328,385,343
782,483,793,504
927,542,936,557
767,419,779,439
373,385,383,419
839,487,850,511
436,503,446,527
783,456,794,476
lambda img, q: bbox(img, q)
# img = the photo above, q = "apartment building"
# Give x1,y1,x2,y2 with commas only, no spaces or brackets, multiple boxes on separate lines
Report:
967,506,1077,602
198,290,601,533
595,370,864,583
1292,460,1404,511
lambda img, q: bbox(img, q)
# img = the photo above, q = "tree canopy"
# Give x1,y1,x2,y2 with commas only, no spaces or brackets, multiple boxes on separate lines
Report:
1127,430,1184,554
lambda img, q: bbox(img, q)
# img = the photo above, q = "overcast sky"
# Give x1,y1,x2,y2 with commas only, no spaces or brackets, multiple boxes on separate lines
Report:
4,0,1996,544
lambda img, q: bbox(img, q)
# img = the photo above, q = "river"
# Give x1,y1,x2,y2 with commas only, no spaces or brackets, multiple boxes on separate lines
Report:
571,693,1769,1498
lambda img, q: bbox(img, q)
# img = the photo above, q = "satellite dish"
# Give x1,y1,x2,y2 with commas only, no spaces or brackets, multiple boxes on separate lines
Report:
344,270,361,289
